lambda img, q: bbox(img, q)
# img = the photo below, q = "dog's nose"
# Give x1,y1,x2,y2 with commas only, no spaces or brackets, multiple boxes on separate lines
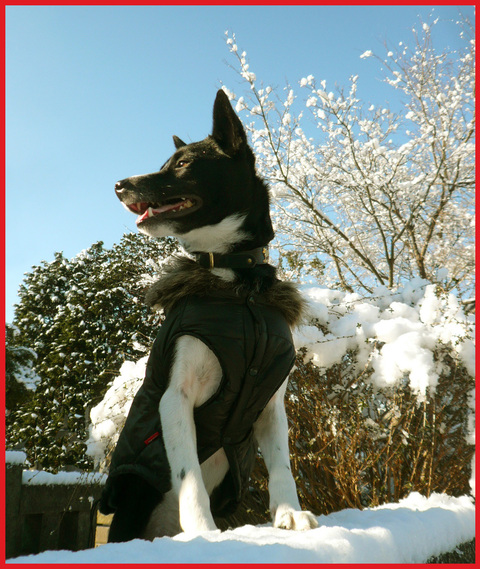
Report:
115,180,125,195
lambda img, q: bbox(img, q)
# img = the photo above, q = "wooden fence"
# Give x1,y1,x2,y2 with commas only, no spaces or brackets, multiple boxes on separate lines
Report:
5,455,105,559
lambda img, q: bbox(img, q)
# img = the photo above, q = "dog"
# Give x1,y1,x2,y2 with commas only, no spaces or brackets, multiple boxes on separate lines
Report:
99,89,318,541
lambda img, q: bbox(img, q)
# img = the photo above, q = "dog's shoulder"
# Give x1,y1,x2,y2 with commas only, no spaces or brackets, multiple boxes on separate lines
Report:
145,256,306,328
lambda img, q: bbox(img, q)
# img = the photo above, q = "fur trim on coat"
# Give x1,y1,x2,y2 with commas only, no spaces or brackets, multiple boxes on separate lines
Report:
145,257,306,328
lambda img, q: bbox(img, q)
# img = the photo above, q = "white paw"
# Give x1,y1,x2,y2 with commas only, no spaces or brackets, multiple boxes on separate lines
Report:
273,506,319,531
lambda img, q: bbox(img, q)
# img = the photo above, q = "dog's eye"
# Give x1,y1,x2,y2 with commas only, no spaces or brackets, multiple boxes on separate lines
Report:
176,160,189,169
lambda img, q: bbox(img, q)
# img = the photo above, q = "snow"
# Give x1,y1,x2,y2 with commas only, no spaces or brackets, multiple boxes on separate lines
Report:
13,364,41,391
86,357,148,467
7,493,474,564
360,50,373,59
6,451,106,485
5,451,27,465
21,469,106,486
295,280,475,397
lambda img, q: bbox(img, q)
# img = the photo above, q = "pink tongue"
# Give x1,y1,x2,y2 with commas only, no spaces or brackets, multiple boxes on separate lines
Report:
153,202,184,214
136,201,185,224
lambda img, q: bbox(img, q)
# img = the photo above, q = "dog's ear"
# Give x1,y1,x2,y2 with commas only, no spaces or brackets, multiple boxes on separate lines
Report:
211,89,247,156
173,135,187,149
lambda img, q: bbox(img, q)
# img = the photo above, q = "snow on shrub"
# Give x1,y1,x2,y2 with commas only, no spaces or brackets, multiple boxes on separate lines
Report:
295,278,474,400
6,324,41,399
86,356,148,469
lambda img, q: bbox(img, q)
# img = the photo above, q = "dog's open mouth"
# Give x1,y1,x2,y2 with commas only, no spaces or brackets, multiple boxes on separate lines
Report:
127,197,200,224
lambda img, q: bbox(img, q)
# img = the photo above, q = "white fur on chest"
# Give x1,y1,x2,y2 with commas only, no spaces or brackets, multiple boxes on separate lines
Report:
141,213,248,256
179,213,248,254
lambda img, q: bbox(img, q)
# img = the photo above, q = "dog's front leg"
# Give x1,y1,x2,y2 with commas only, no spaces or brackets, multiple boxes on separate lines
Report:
254,378,318,531
159,338,218,534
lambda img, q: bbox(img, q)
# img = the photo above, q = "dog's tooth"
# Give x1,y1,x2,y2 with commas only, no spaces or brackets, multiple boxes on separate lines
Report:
147,206,154,218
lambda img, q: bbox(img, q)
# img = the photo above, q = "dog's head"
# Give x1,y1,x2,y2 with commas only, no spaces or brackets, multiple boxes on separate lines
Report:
115,90,274,254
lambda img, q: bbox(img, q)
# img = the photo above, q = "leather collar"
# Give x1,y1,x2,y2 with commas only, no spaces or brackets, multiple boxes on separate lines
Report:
194,247,268,269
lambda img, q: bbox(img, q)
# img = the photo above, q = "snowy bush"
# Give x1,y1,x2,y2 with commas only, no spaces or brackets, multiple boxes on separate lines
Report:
5,323,41,410
6,233,179,471
295,278,474,396
285,280,475,512
86,357,148,470
86,278,474,521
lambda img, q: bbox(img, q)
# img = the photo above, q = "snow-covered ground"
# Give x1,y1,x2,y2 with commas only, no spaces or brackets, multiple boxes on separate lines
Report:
8,492,474,564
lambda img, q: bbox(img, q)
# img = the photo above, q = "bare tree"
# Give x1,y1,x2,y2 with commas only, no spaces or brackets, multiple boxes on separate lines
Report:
224,15,475,297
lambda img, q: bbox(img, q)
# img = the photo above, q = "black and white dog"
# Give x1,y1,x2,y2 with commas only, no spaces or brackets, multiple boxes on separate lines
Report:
100,90,318,541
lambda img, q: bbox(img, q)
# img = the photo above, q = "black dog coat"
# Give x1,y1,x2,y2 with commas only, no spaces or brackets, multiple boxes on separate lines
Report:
100,290,296,517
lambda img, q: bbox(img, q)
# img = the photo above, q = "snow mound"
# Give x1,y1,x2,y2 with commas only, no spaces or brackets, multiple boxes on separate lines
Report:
8,493,474,564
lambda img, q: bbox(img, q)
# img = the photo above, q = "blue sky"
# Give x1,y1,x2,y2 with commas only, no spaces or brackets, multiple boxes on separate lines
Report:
5,4,474,322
